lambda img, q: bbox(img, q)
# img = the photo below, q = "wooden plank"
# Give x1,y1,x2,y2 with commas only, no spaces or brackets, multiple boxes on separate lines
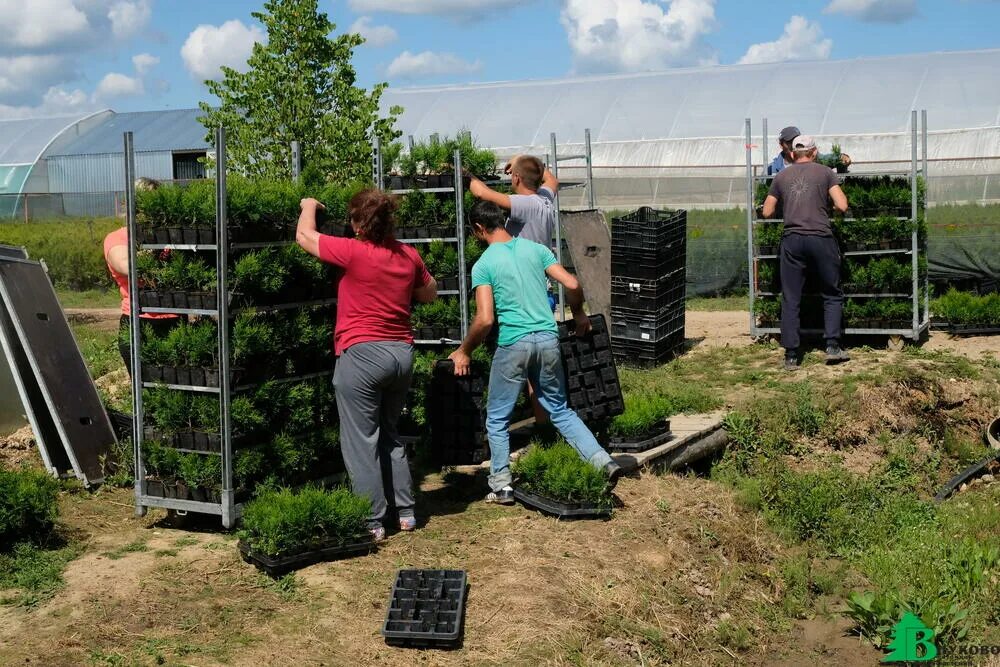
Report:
467,410,727,473
560,210,611,321
612,411,726,472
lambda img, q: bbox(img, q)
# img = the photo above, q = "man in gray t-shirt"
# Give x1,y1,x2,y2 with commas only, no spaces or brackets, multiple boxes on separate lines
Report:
762,135,850,370
467,155,558,247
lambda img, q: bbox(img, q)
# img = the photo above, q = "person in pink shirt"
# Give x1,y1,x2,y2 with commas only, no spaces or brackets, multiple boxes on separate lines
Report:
296,190,438,542
104,177,182,374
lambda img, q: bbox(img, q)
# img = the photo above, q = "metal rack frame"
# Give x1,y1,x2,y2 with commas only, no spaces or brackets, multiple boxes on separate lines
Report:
126,129,337,528
372,137,469,344
547,129,595,320
745,111,930,343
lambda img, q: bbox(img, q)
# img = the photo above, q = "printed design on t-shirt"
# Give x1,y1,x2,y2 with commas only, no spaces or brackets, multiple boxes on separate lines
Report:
789,175,811,201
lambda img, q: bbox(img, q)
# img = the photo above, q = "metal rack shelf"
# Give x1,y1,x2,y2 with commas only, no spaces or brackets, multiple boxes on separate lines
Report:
373,137,470,341
141,382,221,393
141,307,219,316
745,111,931,343
141,244,217,251
756,248,912,260
231,298,336,314
757,292,913,299
396,237,459,244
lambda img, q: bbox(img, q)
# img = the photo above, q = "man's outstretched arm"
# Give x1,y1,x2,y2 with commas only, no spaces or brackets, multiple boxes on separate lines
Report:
449,285,495,376
469,176,511,210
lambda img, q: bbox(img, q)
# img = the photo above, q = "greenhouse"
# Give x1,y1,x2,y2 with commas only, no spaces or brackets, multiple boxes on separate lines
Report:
382,48,1000,209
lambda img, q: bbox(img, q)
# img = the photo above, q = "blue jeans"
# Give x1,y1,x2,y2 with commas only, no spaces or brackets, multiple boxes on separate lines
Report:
486,331,612,491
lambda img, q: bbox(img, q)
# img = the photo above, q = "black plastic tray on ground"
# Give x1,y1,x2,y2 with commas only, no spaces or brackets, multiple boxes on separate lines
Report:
945,323,1000,336
382,569,468,648
513,488,613,519
608,423,673,453
557,315,625,423
239,536,376,577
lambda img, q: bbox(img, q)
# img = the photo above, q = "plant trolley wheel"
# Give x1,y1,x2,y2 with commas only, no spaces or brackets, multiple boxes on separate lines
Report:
887,335,905,351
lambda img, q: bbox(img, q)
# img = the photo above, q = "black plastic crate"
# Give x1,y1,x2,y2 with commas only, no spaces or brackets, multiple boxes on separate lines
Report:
611,252,686,282
557,315,625,423
611,274,686,312
429,360,487,463
610,306,685,342
611,331,686,367
382,569,467,648
611,207,687,251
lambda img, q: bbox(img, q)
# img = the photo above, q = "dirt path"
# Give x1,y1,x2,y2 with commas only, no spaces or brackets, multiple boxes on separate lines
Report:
686,309,1000,359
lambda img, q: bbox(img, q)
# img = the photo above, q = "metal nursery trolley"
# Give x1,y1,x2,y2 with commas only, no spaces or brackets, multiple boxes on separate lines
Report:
745,110,931,349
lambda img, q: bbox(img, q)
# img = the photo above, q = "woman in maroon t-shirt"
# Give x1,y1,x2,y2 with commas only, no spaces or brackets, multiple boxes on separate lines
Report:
296,190,438,542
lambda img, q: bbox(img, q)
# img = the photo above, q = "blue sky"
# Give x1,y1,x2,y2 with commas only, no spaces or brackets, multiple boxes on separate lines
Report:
2,0,999,118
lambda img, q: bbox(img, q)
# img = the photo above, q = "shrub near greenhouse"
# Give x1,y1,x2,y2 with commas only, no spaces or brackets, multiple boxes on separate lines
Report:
0,465,60,546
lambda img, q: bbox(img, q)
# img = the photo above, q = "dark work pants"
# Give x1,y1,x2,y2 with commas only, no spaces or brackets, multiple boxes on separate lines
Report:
333,341,415,527
779,233,843,351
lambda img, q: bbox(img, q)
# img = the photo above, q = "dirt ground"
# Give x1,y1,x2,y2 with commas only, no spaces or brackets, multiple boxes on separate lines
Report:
1,308,996,665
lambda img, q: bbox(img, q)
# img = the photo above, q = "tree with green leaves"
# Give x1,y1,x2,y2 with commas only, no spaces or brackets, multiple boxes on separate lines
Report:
198,0,400,184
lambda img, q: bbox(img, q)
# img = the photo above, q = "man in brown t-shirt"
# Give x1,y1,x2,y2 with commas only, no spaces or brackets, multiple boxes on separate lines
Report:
762,135,850,370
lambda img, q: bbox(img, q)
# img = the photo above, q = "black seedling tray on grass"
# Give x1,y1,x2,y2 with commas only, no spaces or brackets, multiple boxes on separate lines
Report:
945,323,1000,336
382,569,468,648
608,423,672,453
513,488,612,520
239,535,376,577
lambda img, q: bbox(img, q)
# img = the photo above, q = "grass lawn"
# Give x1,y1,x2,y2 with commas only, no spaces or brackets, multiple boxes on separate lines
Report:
55,289,120,310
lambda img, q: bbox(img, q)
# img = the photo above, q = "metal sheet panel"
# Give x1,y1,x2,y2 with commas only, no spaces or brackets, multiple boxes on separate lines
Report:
560,210,611,321
0,259,114,485
0,293,70,475
47,152,173,194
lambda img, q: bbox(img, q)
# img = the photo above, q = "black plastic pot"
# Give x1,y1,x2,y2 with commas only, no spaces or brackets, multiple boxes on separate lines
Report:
145,479,166,497
139,291,158,308
198,228,215,245
189,367,206,386
182,228,199,244
167,228,184,244
173,292,190,309
446,327,461,341
155,228,171,244
174,366,192,386
161,366,178,384
204,369,220,387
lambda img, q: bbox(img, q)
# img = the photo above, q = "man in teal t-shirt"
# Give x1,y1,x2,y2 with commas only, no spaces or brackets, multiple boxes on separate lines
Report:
449,201,622,505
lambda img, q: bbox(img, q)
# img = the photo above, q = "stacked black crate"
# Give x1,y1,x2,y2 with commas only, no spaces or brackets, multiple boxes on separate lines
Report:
610,207,687,366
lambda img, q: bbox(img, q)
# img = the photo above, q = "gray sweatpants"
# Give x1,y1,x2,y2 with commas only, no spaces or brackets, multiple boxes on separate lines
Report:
333,341,415,526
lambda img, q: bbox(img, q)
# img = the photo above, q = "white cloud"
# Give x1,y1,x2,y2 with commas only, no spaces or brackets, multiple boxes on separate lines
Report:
181,20,266,82
386,50,482,79
108,0,152,39
94,71,144,99
0,55,75,106
560,0,718,74
738,16,832,65
0,0,90,51
349,16,398,47
348,0,534,15
823,0,917,23
0,86,98,120
132,52,159,75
